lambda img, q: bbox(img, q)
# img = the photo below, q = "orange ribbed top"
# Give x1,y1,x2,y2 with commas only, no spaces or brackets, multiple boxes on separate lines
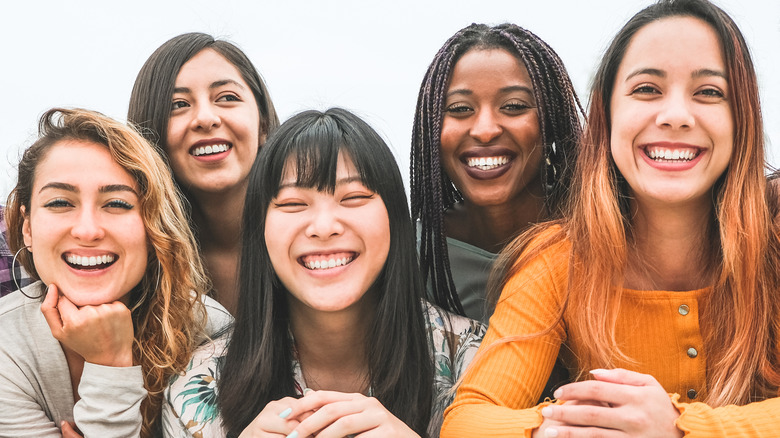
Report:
442,231,779,437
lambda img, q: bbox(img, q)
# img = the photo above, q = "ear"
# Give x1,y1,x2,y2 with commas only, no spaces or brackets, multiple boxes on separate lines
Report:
21,205,32,250
259,132,267,147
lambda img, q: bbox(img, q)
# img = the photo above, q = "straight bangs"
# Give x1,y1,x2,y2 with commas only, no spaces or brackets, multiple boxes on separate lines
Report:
262,110,391,203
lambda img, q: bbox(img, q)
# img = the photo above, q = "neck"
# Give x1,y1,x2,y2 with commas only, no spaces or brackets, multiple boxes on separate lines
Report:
188,183,246,314
288,299,373,393
625,197,715,291
446,186,546,253
189,183,246,249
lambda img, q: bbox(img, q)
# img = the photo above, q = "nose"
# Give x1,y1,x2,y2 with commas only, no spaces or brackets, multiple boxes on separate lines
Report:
469,109,503,144
191,103,221,131
70,207,105,242
656,91,695,129
305,204,345,239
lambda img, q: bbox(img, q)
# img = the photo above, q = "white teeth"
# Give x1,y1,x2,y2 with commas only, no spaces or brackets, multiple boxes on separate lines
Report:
66,254,115,267
647,148,697,162
466,156,510,170
192,143,230,157
304,256,353,270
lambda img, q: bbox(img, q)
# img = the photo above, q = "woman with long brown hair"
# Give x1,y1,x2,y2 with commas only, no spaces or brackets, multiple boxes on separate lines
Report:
128,33,279,315
442,0,780,436
0,108,229,437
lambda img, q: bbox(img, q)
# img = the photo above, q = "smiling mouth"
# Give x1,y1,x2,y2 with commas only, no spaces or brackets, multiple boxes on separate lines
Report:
64,253,117,270
191,143,232,157
645,146,700,163
300,252,356,271
466,156,511,171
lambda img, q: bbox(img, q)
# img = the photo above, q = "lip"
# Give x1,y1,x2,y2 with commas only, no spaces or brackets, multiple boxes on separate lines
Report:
297,250,358,277
639,142,705,171
62,250,119,273
188,138,233,162
459,147,516,180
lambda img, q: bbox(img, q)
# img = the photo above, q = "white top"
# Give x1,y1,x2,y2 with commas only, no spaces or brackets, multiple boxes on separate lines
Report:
0,282,231,437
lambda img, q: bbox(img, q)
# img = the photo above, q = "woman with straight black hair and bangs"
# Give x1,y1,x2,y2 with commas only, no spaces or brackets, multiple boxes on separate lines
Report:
163,108,484,438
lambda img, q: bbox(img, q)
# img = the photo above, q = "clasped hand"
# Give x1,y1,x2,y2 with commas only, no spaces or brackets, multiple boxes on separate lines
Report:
239,390,419,438
40,284,134,367
533,368,683,438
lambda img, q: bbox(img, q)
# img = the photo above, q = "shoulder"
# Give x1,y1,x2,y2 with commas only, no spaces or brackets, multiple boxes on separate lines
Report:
0,283,46,323
165,336,230,435
200,294,233,337
500,224,570,301
423,301,486,357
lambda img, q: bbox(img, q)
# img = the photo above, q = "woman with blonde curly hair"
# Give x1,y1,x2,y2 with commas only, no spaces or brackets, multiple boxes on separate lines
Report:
443,0,780,436
0,108,230,437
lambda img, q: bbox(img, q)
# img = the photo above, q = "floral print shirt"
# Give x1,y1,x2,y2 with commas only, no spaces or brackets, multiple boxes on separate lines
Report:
162,302,485,438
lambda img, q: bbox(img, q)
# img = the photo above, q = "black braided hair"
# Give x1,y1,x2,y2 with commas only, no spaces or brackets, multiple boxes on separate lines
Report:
410,23,585,315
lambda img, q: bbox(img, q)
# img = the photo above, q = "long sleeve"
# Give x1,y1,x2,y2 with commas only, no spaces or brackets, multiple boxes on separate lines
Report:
0,289,74,437
441,237,569,437
163,339,228,438
73,362,145,437
671,396,780,437
427,303,486,437
0,352,66,437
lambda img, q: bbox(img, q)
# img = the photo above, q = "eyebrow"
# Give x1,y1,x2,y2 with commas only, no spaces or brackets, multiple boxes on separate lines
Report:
625,68,727,81
173,79,246,94
446,85,534,98
39,182,137,195
99,184,138,195
39,182,76,193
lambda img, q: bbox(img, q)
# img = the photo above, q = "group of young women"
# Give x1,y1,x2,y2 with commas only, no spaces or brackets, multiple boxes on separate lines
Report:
0,0,778,436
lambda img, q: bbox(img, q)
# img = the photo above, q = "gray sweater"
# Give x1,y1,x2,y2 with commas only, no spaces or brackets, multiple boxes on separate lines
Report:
0,282,231,437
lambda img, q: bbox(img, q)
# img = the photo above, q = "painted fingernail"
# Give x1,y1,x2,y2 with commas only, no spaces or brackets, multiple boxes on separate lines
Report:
303,388,313,395
279,407,292,419
541,406,553,417
286,432,299,438
590,368,608,375
545,427,559,437
553,388,562,399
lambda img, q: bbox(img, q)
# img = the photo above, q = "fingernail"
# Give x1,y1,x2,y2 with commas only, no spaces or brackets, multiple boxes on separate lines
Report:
545,427,559,437
279,407,292,419
553,388,562,399
541,406,553,417
303,388,313,395
590,368,608,375
286,432,299,438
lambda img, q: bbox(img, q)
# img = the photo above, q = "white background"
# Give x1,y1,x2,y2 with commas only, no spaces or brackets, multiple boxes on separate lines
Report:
3,0,778,199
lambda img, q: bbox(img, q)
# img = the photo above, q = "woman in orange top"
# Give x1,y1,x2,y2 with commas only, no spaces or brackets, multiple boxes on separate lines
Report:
442,0,780,436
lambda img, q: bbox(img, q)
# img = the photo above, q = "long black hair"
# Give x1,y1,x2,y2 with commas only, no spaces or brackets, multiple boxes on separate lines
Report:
218,108,433,436
410,23,584,315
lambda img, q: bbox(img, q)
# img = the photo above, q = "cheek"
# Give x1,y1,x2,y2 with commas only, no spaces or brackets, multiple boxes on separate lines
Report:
439,121,460,156
165,119,188,154
263,216,288,270
371,210,391,262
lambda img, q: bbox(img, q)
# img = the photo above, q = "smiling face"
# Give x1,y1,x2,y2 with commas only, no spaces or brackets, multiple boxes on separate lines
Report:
22,140,148,306
440,48,544,208
264,152,390,315
166,48,261,197
610,16,734,209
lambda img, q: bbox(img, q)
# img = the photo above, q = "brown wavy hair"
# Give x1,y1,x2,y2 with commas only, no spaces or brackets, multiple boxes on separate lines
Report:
6,108,210,436
492,0,780,406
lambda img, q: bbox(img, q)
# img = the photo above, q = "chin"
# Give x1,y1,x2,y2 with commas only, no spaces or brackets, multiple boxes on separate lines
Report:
61,288,128,307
